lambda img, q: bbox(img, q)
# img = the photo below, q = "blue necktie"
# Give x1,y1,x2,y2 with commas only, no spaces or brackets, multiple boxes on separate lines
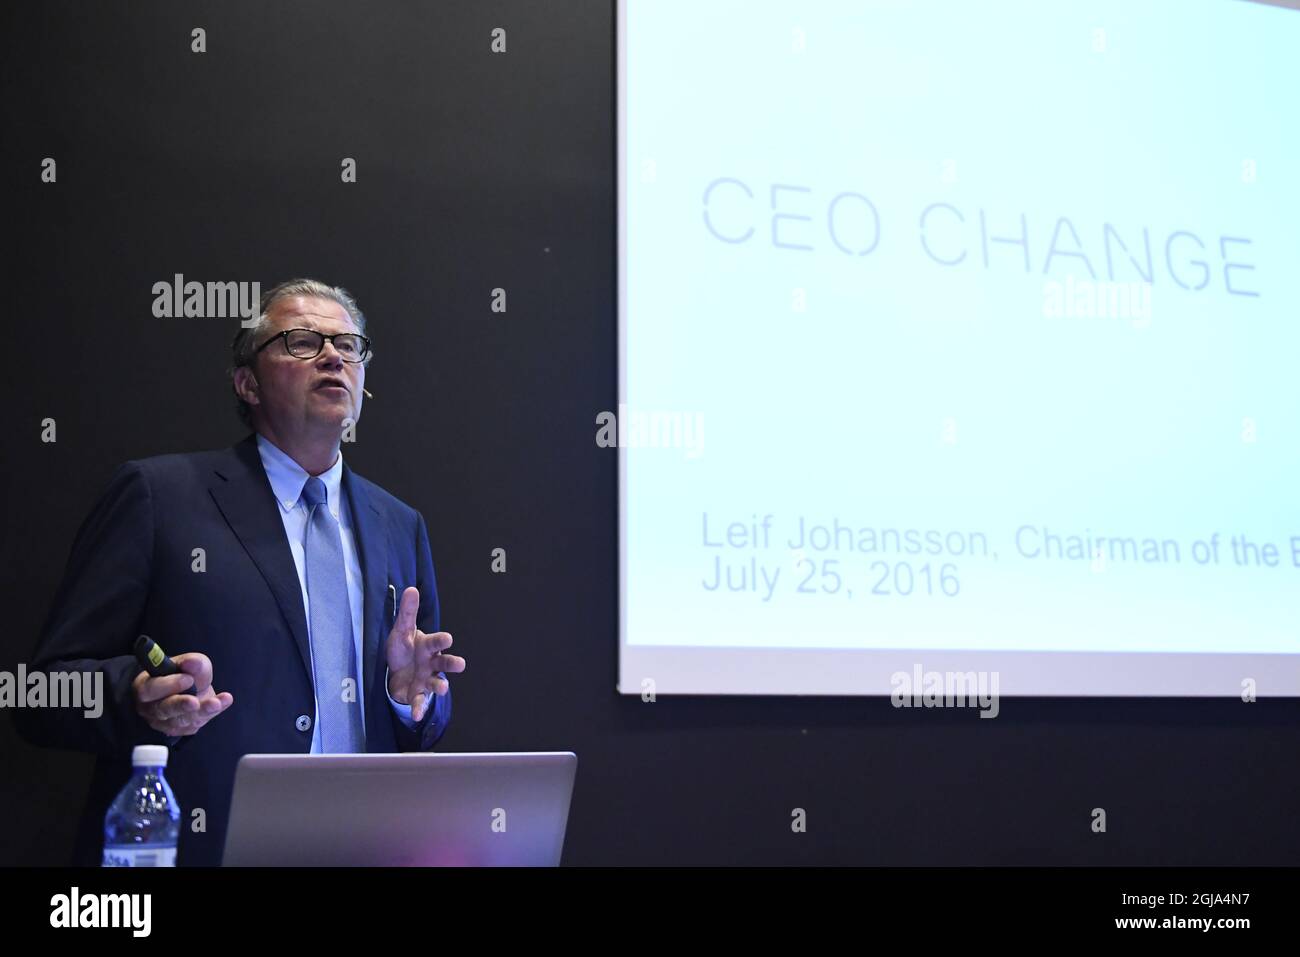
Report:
300,477,365,753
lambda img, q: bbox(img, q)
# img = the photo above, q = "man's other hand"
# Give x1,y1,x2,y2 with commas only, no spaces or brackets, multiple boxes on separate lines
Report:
132,652,234,737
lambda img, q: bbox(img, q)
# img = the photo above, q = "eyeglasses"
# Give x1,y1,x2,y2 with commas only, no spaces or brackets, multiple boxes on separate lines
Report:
255,328,371,363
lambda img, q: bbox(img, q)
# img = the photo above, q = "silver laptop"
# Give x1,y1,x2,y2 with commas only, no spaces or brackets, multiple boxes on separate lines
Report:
222,752,577,866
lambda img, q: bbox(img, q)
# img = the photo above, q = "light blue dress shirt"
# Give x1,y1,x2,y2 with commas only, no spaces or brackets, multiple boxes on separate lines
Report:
255,434,420,751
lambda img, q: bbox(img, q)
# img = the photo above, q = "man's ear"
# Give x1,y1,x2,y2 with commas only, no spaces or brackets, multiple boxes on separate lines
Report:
233,366,260,407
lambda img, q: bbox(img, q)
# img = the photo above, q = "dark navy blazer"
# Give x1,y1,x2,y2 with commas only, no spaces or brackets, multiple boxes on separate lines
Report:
15,433,451,865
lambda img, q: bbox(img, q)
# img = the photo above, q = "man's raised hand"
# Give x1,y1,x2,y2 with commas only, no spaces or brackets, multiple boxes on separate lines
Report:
385,586,465,723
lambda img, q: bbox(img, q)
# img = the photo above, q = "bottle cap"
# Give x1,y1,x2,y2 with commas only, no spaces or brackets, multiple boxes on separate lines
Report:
131,745,169,767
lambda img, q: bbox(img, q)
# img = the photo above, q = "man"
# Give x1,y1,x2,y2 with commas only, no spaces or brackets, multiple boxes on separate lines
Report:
16,278,466,865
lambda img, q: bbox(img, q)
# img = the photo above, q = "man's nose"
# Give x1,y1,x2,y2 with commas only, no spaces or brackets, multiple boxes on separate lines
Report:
316,341,346,367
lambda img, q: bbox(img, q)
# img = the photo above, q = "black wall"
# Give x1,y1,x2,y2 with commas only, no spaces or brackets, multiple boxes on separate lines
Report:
3,1,1296,866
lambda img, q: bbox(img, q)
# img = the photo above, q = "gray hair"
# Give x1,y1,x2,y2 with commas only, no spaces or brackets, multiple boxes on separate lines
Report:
228,278,371,427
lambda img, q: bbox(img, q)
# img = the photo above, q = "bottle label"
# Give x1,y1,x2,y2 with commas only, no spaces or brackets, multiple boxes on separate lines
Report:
102,845,177,867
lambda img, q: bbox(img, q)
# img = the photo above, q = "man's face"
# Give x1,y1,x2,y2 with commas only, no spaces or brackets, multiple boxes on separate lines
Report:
236,295,366,440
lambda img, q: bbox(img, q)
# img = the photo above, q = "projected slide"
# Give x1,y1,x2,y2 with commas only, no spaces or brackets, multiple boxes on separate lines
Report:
617,0,1300,697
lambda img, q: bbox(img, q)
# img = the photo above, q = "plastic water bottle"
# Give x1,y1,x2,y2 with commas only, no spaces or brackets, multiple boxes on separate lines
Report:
102,744,181,867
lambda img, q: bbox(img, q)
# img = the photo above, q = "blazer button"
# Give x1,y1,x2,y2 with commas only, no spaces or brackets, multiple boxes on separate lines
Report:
295,714,312,733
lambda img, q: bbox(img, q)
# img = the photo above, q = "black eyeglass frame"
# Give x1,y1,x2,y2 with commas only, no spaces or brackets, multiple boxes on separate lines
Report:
254,327,372,363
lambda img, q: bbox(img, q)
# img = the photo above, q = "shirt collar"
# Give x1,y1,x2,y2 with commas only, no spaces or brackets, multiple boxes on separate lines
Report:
255,432,346,519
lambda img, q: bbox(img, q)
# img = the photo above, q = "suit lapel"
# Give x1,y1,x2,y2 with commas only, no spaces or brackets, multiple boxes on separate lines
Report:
208,434,313,681
343,464,389,730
